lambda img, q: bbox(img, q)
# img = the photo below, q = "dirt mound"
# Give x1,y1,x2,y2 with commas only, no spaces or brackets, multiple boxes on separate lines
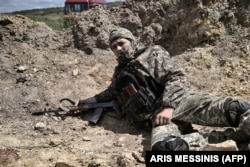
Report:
0,0,249,166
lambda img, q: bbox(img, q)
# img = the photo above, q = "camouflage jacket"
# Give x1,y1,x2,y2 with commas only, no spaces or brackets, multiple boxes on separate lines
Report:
94,45,188,111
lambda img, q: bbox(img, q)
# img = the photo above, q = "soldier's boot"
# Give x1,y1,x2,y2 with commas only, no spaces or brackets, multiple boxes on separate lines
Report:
151,135,189,151
223,98,250,127
223,98,250,143
227,130,250,144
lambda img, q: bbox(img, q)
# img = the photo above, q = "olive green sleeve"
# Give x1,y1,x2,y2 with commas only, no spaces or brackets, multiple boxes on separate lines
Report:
94,84,118,103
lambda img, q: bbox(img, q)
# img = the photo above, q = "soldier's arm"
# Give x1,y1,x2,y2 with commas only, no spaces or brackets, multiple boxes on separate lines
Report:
145,45,188,109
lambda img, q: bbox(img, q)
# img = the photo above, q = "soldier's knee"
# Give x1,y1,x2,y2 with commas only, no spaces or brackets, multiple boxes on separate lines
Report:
151,135,189,151
224,98,250,127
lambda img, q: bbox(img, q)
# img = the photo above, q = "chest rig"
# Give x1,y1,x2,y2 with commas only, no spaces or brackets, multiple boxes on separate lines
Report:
114,48,164,122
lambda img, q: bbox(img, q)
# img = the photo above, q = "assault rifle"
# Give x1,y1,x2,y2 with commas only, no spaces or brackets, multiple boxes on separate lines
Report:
32,98,123,125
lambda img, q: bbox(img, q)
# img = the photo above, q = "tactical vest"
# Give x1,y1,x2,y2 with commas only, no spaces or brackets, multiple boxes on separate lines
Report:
115,48,164,123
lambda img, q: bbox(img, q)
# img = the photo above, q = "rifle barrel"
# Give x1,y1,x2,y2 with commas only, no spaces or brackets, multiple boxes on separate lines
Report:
32,108,63,115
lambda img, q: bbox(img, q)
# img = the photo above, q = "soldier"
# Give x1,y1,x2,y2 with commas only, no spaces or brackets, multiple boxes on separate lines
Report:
76,27,250,151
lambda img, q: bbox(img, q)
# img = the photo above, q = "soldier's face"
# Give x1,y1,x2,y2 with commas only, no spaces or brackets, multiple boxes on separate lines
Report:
110,38,132,57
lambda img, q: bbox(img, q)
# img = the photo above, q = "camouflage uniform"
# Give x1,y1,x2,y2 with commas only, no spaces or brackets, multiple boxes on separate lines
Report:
94,27,250,150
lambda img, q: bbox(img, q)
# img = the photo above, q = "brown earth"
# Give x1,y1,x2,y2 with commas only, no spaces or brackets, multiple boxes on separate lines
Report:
0,0,250,166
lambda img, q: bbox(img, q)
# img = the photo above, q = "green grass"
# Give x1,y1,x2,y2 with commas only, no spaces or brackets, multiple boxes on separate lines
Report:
9,1,123,31
12,7,65,30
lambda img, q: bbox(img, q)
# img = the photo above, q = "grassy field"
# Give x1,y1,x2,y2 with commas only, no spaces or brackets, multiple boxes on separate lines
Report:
12,7,65,30
10,1,122,31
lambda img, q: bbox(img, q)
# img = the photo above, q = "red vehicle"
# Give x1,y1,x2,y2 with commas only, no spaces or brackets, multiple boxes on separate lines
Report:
64,0,107,18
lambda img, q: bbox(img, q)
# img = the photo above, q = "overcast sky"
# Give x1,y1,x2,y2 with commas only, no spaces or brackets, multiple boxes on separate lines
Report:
0,0,121,13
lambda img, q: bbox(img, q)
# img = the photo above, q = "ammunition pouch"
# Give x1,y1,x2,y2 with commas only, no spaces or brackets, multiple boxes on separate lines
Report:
121,85,156,126
118,83,156,110
119,84,157,113
116,70,164,124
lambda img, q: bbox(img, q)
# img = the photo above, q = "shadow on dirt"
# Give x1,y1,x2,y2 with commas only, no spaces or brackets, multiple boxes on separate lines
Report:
79,110,152,151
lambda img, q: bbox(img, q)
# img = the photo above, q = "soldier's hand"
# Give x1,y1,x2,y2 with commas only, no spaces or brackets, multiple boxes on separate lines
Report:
70,97,97,115
153,108,174,127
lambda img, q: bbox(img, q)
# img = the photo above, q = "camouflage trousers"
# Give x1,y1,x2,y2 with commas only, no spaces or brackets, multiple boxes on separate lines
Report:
151,91,250,150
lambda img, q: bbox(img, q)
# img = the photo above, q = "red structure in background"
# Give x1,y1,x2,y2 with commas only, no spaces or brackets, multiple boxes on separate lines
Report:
64,0,107,18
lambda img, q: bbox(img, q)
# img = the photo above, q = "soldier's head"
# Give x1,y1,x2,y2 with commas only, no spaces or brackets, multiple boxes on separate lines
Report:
109,27,137,64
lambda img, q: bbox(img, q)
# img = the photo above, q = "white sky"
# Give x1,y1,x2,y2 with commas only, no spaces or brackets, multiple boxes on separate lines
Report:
0,0,120,13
